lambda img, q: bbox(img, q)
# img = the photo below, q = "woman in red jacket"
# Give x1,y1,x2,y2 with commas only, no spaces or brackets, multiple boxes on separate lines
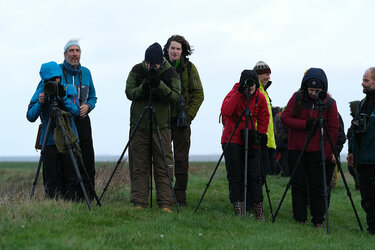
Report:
281,68,339,227
221,70,269,220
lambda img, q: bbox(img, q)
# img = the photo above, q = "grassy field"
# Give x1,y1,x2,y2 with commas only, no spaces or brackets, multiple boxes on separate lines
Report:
0,161,373,249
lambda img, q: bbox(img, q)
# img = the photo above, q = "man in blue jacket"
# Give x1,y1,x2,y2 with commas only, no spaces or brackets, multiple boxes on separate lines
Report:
61,39,97,200
27,61,80,200
348,67,375,235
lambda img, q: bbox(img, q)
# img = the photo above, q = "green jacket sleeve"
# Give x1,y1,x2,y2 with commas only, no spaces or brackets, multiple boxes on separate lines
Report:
186,63,204,121
125,66,146,101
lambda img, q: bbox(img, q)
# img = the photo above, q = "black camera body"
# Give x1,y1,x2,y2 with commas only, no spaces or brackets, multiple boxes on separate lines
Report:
314,90,327,104
177,94,188,127
352,113,369,134
44,80,66,102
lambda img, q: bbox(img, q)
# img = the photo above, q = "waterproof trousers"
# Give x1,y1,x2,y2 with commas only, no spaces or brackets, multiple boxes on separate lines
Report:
222,143,263,204
358,165,375,233
288,150,334,224
171,121,191,204
129,128,174,208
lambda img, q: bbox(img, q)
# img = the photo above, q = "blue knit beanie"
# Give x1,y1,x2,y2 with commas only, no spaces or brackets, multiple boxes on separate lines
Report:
145,43,163,64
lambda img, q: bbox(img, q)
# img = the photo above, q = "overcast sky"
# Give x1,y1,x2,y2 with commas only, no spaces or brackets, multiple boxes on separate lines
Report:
1,0,373,158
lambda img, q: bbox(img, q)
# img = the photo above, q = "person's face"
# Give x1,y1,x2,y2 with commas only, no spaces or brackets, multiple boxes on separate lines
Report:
168,41,182,62
145,62,161,70
307,87,323,99
362,70,375,94
64,45,81,67
258,73,271,86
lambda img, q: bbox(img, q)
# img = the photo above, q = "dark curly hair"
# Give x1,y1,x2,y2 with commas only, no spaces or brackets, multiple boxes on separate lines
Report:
163,35,194,62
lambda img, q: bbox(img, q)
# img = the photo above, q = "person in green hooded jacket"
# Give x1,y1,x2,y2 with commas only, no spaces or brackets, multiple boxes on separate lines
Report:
125,42,181,212
163,35,204,206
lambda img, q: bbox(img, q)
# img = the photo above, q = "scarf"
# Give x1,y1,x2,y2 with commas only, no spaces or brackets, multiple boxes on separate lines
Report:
63,59,81,76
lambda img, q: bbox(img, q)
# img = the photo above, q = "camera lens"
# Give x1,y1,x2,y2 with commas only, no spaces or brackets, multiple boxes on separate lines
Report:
244,78,255,88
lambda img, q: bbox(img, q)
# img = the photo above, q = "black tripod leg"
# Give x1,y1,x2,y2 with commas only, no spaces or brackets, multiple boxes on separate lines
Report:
323,121,364,231
99,107,148,202
272,125,316,223
151,110,179,213
56,113,92,211
30,116,53,199
317,121,330,234
77,156,102,207
256,149,274,218
194,110,246,214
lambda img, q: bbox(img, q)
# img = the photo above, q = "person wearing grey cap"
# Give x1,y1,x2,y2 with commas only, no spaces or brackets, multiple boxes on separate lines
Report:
253,61,278,176
125,42,181,212
61,39,97,201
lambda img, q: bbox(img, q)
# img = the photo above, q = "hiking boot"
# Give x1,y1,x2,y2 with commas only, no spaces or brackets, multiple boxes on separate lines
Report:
314,223,323,228
161,207,173,213
252,202,265,221
233,201,244,216
177,201,186,207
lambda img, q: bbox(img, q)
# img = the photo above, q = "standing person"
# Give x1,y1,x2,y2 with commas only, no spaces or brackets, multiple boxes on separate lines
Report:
61,39,97,200
27,61,80,200
347,67,375,235
163,35,204,206
281,68,339,227
221,70,269,220
126,42,181,212
347,101,360,190
253,61,278,175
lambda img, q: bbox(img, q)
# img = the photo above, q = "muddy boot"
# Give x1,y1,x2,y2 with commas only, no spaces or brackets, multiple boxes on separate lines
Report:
252,202,265,221
233,201,244,216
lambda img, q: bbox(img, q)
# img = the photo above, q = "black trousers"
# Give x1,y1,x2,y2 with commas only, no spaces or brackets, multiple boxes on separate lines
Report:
74,116,95,199
358,165,375,232
222,143,263,204
170,121,191,203
43,146,78,200
288,150,334,224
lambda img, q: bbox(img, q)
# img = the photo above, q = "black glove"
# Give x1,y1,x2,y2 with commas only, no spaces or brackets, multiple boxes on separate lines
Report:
58,83,66,99
237,83,245,94
306,119,316,132
149,76,160,88
257,132,268,148
142,82,150,94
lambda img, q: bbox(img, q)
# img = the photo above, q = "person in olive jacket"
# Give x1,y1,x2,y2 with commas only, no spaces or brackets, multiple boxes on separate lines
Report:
163,35,204,206
125,42,181,212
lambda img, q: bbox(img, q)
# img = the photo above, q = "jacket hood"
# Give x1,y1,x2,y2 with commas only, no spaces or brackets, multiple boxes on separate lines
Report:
239,69,259,90
301,68,328,92
39,61,62,81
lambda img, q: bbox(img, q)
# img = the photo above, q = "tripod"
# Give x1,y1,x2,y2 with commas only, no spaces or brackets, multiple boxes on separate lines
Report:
272,98,363,234
99,81,179,212
194,89,273,220
30,101,101,210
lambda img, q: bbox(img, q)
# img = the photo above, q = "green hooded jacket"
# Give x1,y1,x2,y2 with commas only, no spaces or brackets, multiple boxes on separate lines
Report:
125,60,181,130
258,80,276,149
171,59,204,122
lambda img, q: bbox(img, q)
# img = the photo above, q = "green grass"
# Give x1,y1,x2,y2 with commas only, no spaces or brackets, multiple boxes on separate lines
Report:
0,162,373,249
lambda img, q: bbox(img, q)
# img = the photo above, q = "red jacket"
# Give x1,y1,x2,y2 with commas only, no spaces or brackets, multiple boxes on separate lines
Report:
281,92,339,159
221,83,269,145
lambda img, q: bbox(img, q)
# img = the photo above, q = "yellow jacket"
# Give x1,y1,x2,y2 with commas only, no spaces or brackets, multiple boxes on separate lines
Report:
258,80,276,149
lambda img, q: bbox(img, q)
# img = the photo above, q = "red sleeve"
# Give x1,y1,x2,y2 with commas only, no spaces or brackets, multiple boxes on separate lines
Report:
281,93,307,130
255,92,269,134
221,85,242,116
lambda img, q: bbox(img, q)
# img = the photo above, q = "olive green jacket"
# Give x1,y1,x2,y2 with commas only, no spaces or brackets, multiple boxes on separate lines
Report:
258,80,276,149
125,60,181,130
171,59,204,122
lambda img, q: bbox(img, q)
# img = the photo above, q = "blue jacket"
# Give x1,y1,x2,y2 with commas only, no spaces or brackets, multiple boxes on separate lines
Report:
60,61,97,111
27,61,80,146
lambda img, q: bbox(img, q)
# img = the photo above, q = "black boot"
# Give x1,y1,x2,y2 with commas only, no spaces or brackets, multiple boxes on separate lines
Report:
233,201,243,216
252,202,265,221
